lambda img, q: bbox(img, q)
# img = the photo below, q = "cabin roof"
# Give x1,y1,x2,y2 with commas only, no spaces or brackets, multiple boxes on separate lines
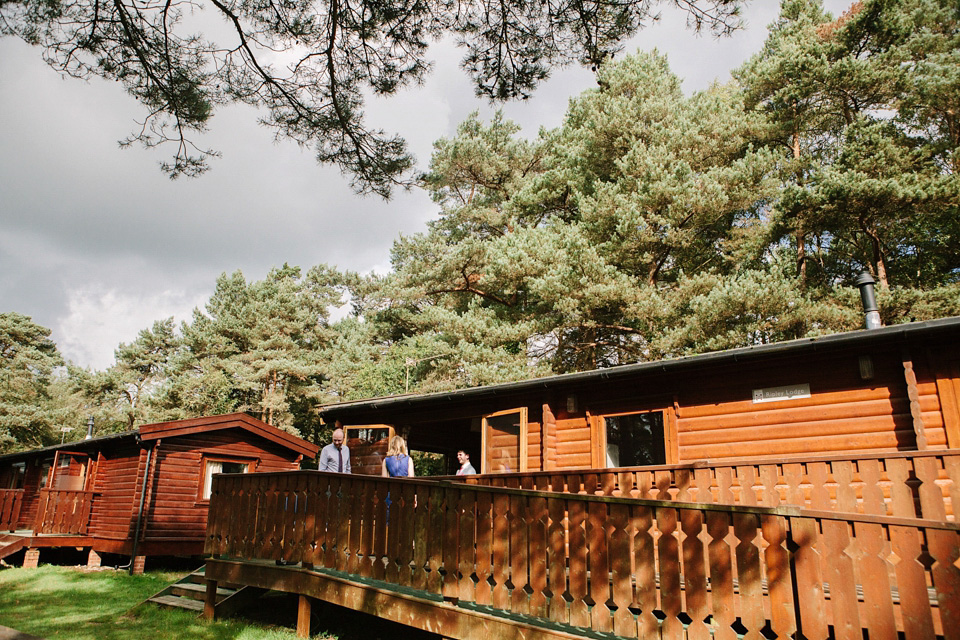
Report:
0,412,318,463
318,315,960,420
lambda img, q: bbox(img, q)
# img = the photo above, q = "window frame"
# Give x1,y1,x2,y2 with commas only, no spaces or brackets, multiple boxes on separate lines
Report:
599,409,668,469
197,455,254,502
6,462,26,489
480,407,528,474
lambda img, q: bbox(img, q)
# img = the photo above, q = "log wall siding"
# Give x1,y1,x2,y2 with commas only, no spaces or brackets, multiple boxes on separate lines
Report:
140,431,301,541
536,350,957,469
555,418,592,469
89,442,144,540
527,422,541,472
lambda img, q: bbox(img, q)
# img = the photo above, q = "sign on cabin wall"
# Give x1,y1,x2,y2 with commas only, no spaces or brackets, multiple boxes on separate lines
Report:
752,383,811,404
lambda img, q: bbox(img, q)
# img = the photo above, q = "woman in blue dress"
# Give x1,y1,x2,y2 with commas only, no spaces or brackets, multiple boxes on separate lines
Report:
381,435,415,477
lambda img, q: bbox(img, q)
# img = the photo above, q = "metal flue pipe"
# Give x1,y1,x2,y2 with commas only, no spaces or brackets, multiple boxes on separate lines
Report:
856,272,882,330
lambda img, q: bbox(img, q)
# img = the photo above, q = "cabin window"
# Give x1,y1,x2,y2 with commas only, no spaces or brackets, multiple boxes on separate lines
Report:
482,408,528,474
200,458,250,500
39,461,52,488
5,463,26,489
603,411,666,468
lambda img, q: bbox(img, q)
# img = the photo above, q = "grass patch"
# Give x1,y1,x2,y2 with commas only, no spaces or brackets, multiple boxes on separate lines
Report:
0,563,440,640
0,564,301,640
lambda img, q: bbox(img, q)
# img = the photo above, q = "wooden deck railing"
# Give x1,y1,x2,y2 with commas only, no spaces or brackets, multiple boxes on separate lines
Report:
33,489,97,535
0,489,24,532
205,471,960,640
449,449,960,520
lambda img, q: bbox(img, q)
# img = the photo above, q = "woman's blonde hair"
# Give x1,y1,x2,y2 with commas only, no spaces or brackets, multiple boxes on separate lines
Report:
386,435,408,457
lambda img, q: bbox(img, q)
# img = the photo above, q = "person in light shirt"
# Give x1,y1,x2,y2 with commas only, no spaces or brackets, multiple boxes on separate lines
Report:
456,449,476,475
318,428,351,473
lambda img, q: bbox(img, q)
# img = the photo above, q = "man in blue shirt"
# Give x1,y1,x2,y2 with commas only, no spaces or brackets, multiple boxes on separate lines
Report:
318,428,351,473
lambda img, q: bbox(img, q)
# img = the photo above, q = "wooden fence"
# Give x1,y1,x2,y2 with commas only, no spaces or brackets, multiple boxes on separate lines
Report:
0,489,23,532
449,450,960,520
205,471,960,640
33,489,96,535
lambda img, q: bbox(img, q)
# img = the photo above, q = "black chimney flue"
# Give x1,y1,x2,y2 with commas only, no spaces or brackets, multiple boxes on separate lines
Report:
85,416,94,440
856,272,882,330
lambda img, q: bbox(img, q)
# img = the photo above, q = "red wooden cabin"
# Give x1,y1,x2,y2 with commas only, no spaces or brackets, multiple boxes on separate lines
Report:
0,413,317,572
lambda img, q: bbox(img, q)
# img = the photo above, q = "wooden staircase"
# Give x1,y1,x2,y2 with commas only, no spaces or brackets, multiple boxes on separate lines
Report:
145,566,266,616
0,534,28,562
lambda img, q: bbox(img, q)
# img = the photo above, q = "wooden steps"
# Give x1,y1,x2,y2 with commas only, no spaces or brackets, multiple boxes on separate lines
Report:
144,565,266,616
0,534,28,561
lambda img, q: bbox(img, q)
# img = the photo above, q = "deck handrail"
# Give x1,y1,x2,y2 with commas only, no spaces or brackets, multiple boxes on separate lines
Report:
445,449,960,520
205,471,959,639
33,488,97,535
0,489,24,532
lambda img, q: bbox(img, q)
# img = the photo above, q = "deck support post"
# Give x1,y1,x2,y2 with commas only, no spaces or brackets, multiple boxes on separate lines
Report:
131,555,146,575
203,579,218,620
23,548,39,569
297,595,311,638
87,549,101,568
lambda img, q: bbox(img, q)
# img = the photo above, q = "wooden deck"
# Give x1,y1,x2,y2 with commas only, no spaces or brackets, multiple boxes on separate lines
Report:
203,451,960,640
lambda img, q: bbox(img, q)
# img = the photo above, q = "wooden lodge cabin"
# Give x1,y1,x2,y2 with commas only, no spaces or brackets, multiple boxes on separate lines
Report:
320,316,960,476
0,413,317,572
196,317,960,640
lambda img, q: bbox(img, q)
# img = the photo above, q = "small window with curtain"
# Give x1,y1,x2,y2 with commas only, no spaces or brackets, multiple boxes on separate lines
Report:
200,458,250,500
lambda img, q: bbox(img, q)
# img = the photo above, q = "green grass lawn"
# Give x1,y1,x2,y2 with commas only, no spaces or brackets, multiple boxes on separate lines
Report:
0,562,440,640
0,564,309,640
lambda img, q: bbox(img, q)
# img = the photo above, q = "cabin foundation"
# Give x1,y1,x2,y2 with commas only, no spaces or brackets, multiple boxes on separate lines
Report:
23,548,39,569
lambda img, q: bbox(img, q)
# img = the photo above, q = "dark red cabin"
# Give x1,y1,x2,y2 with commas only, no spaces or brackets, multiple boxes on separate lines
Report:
0,412,317,572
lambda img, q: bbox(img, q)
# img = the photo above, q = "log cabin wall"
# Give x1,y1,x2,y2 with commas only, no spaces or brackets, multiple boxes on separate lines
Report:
547,346,954,468
88,441,144,542
142,430,302,542
320,319,960,473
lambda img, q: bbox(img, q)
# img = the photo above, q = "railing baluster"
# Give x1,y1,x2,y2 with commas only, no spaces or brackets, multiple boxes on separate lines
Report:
856,522,897,638
567,499,589,628
633,504,658,638
458,488,476,602
891,525,936,640
928,527,960,640
706,510,736,640
509,493,530,615
761,513,796,639
587,500,611,632
474,490,493,605
681,508,709,640
733,512,763,639
528,495,548,618
491,492,510,610
657,506,682,638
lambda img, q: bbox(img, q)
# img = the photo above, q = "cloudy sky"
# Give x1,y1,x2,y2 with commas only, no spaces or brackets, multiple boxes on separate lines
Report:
0,1,851,370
